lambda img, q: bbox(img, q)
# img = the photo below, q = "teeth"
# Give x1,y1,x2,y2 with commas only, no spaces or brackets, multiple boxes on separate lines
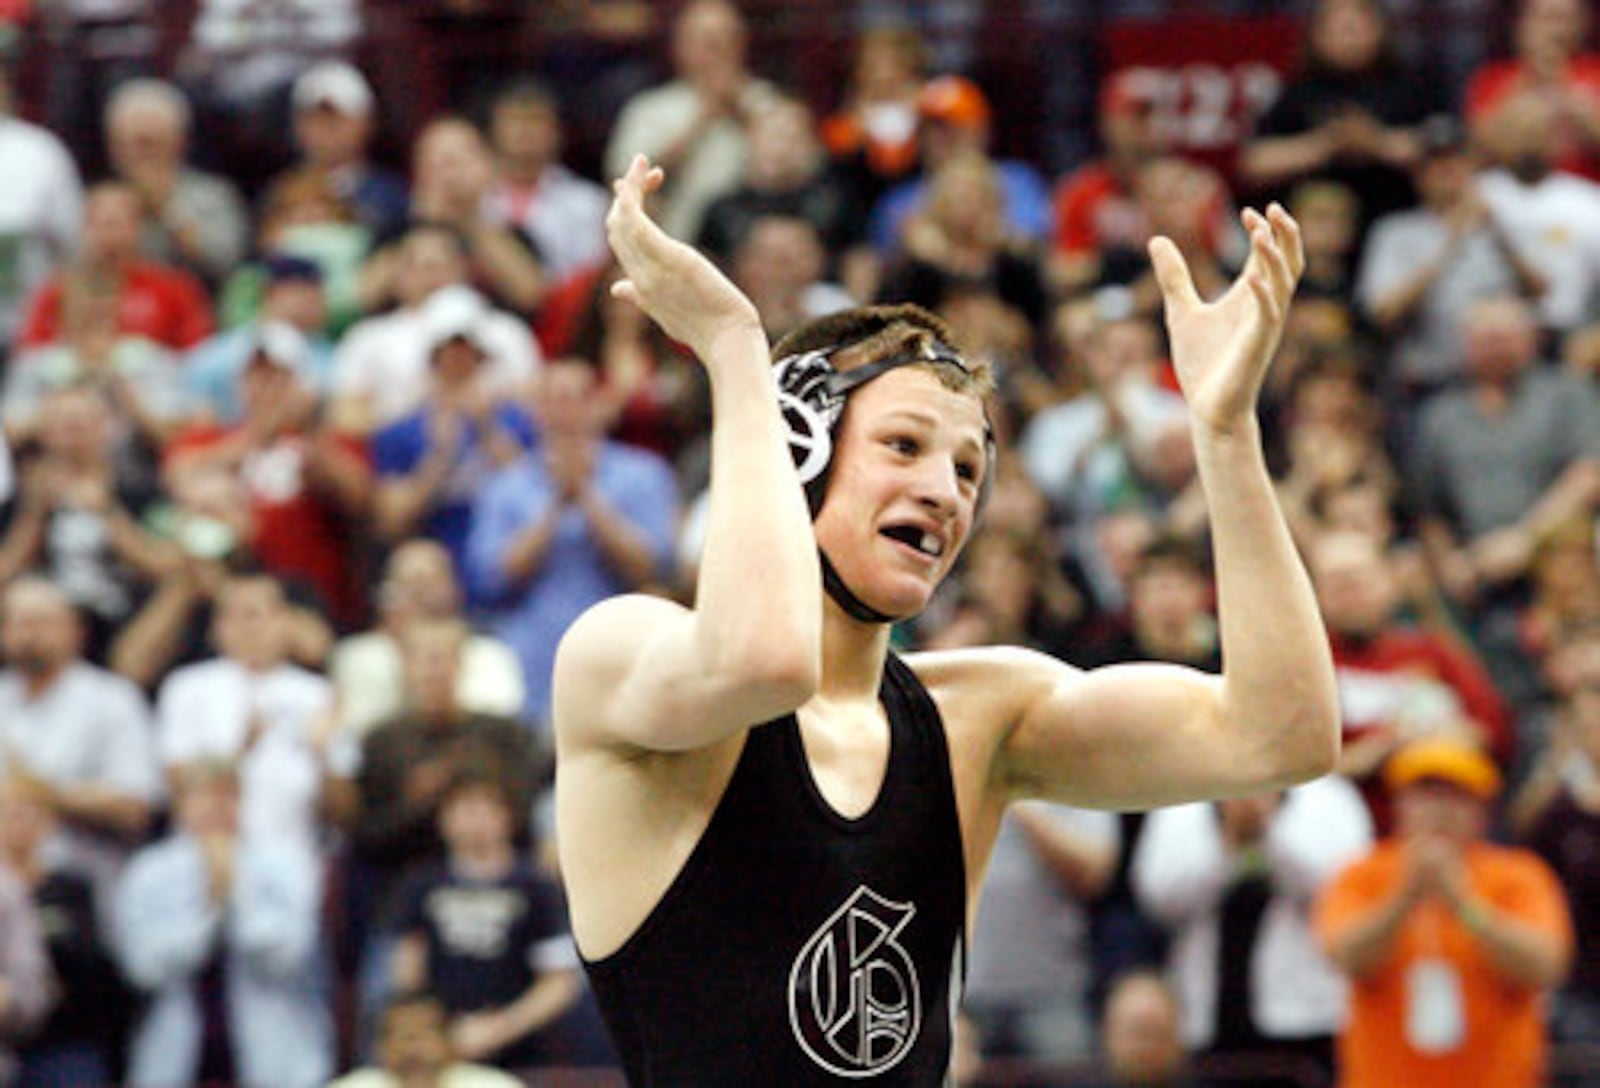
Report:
920,532,943,557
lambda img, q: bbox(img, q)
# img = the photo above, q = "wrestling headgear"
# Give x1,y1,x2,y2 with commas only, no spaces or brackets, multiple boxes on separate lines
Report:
772,336,996,623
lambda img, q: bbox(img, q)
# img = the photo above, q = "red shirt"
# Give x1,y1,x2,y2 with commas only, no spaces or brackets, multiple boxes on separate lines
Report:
20,261,214,351
1052,162,1145,257
1465,57,1600,181
167,425,370,628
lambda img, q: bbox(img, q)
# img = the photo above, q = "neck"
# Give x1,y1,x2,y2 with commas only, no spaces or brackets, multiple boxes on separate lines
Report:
21,662,67,698
819,599,892,703
500,158,546,186
453,843,514,878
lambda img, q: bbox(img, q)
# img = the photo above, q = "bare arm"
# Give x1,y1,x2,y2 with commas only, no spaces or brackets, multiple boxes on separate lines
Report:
993,206,1339,808
552,156,821,755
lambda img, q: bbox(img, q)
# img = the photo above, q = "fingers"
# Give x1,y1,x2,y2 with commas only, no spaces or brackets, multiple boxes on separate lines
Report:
1147,235,1201,315
1241,204,1303,304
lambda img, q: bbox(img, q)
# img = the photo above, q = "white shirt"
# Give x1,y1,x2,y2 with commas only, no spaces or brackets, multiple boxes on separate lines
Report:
331,300,541,430
1478,168,1600,332
1132,776,1373,1048
330,629,526,739
487,164,609,285
0,116,83,343
156,658,341,846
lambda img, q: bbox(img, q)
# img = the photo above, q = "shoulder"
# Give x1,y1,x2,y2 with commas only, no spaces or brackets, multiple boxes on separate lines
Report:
76,663,151,709
905,644,1075,731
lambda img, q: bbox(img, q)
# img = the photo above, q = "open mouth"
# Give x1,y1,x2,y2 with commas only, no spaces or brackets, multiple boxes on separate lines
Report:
881,524,944,559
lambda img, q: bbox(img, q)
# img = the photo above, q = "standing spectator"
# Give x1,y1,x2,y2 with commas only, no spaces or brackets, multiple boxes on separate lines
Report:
1133,778,1372,1086
0,577,161,920
1316,737,1572,1088
370,295,538,565
258,61,410,243
102,78,249,291
729,215,853,344
963,802,1116,1072
484,80,610,290
1237,0,1438,237
326,991,524,1088
16,182,214,354
330,538,525,742
465,359,679,732
391,768,582,1070
329,231,542,436
0,778,131,1088
165,327,373,630
0,70,83,352
114,758,332,1088
1475,90,1600,338
1355,114,1545,413
821,23,928,215
603,0,778,241
155,571,343,849
1465,0,1600,182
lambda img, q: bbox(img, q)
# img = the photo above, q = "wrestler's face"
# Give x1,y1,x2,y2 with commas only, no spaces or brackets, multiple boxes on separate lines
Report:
814,367,987,619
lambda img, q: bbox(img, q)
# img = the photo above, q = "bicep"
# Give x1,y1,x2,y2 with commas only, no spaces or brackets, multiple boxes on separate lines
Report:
1004,658,1256,809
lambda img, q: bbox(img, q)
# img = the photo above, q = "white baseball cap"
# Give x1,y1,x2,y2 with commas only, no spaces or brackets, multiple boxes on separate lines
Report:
422,285,492,356
293,61,375,116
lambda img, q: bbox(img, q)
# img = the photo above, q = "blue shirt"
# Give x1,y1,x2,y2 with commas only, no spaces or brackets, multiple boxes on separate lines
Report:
869,159,1053,253
464,444,680,729
372,405,538,572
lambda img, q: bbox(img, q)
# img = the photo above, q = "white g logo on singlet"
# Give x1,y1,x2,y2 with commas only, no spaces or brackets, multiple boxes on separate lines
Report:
788,886,921,1077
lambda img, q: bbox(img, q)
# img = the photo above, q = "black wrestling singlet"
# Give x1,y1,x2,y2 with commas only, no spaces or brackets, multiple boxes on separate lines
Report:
583,652,968,1086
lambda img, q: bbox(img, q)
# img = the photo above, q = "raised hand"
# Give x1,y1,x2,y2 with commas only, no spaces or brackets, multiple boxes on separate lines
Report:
1149,203,1304,436
605,154,762,364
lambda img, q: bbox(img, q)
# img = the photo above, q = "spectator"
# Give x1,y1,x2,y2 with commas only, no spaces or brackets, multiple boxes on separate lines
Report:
102,77,249,291
878,149,1049,329
1089,970,1192,1088
0,778,131,1088
1316,737,1573,1088
465,359,679,732
0,69,84,352
869,74,1052,255
697,92,868,290
1465,0,1600,182
1311,528,1514,828
729,215,854,344
330,538,525,742
1410,294,1600,710
391,767,582,1069
370,294,539,563
326,990,524,1088
1132,778,1373,1086
165,327,373,630
484,79,610,290
154,571,343,849
241,166,371,337
0,577,161,917
329,230,542,436
364,116,545,317
258,61,409,243
604,0,778,240
1237,0,1437,236
0,852,53,1088
1355,113,1546,413
1049,69,1174,299
184,258,335,426
962,801,1116,1072
821,23,928,215
0,385,178,660
1509,619,1600,1050
16,182,214,355
114,758,332,1088
1476,90,1600,338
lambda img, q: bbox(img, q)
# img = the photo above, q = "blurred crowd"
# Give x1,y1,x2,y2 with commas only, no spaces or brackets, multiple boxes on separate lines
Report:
0,0,1596,1085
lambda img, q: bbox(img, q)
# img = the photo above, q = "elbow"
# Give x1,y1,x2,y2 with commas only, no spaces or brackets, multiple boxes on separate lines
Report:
1266,702,1343,787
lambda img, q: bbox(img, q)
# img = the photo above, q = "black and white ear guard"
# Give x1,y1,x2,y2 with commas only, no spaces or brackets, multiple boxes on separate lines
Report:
772,339,996,624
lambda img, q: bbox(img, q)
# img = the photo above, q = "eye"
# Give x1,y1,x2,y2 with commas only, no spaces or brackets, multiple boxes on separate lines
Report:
886,435,920,456
955,459,979,485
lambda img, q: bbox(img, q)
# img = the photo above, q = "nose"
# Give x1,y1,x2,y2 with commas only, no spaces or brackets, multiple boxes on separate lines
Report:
912,455,963,518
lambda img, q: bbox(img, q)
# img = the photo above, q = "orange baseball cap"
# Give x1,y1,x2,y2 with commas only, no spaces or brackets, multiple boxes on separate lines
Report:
1384,737,1502,800
918,75,991,128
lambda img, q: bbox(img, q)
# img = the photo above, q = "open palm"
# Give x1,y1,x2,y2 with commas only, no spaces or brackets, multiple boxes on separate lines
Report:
1150,204,1305,435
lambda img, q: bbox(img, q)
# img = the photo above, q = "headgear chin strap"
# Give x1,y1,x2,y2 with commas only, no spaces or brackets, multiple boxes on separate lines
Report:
773,337,996,625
